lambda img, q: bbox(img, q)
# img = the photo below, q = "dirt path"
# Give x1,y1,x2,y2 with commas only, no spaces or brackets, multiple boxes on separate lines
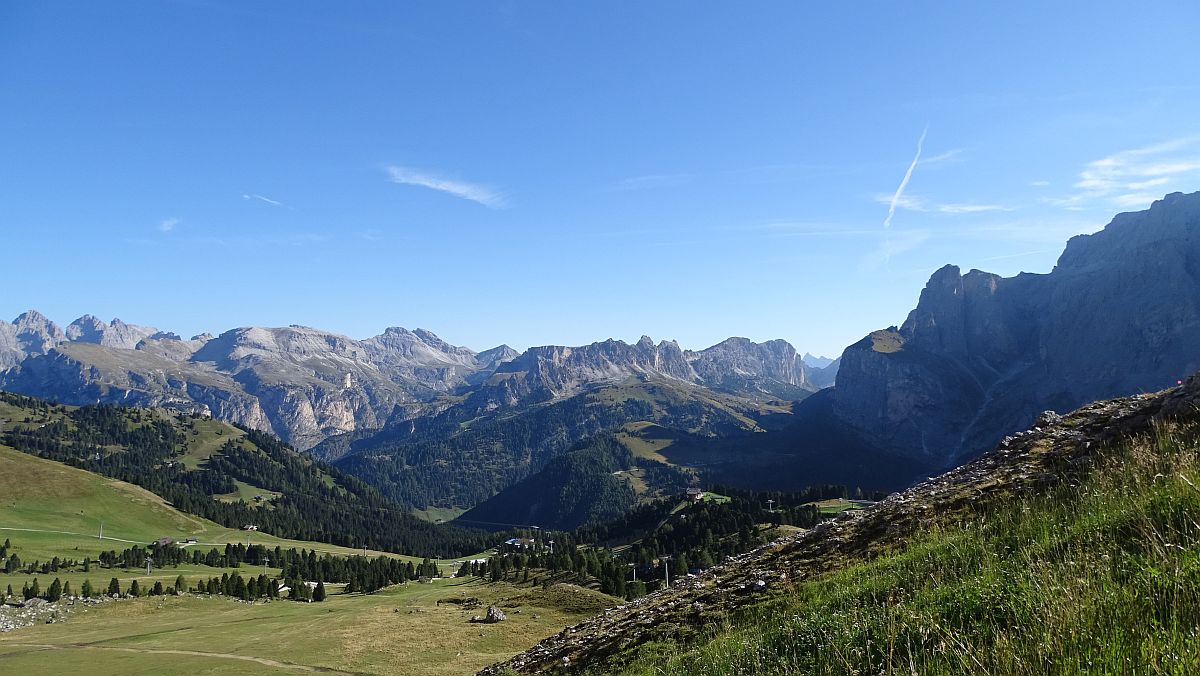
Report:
0,642,363,674
0,526,144,545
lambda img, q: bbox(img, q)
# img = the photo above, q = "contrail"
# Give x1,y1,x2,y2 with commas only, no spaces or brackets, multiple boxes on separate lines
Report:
883,125,928,229
243,193,288,208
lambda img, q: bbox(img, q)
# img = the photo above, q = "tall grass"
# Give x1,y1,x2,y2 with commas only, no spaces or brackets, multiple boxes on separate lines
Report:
604,424,1200,675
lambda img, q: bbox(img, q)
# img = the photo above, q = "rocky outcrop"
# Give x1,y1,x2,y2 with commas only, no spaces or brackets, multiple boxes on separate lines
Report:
832,191,1200,466
464,335,827,411
686,337,819,399
470,337,698,407
65,315,157,349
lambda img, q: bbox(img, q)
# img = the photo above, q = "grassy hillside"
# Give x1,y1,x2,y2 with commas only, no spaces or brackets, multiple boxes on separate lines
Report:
600,426,1200,674
0,444,427,565
0,435,617,674
0,392,493,557
487,378,1200,674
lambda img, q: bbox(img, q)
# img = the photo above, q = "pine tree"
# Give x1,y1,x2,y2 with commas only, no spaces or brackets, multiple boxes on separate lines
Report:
29,578,40,599
151,580,164,596
81,579,94,598
129,579,141,597
5,584,12,599
175,575,186,594
107,577,121,597
313,580,326,602
62,581,73,598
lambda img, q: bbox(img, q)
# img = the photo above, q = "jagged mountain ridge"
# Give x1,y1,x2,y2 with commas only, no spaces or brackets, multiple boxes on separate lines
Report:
311,334,830,508
830,191,1200,467
0,312,827,451
460,334,827,413
0,318,518,450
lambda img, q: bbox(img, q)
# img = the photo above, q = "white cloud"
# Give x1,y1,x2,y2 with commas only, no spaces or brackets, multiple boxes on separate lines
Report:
1111,192,1163,208
937,203,1012,214
1030,180,1050,187
874,193,1011,215
158,218,180,233
883,125,928,229
384,165,507,208
609,173,693,191
1053,137,1200,210
1125,177,1169,190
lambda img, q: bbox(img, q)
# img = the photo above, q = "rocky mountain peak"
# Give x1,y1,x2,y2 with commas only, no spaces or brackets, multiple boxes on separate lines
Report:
832,189,1200,466
65,314,157,350
11,310,65,354
802,352,836,369
686,336,816,399
474,344,519,369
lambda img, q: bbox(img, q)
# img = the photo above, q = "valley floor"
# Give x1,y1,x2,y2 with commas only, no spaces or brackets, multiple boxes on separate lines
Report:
0,578,608,675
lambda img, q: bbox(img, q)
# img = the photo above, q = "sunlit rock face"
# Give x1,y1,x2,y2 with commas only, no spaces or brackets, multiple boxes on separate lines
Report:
833,191,1200,466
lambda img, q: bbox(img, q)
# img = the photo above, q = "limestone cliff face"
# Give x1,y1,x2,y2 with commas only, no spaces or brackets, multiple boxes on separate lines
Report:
472,337,697,406
65,315,157,349
833,191,1200,465
458,334,827,414
0,321,506,450
686,337,820,399
1,312,828,451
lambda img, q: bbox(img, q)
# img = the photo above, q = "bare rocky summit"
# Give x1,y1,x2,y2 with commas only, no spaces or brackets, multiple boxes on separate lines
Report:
832,191,1200,467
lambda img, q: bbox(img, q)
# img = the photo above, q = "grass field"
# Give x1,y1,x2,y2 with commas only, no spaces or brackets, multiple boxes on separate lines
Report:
214,478,281,504
174,416,247,469
0,577,609,675
412,506,467,523
804,497,867,515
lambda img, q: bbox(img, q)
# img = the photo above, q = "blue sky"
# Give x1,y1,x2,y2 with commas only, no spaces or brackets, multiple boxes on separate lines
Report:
2,2,1199,357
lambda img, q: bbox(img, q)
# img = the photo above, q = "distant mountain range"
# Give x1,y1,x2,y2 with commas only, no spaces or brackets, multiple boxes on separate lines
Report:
0,313,835,452
3,191,1198,520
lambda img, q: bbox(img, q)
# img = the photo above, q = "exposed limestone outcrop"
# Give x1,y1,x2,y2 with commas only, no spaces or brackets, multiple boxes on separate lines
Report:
832,191,1200,466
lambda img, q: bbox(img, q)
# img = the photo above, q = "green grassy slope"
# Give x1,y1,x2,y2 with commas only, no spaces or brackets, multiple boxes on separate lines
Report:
603,427,1200,674
487,378,1200,674
0,444,423,564
0,391,493,556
